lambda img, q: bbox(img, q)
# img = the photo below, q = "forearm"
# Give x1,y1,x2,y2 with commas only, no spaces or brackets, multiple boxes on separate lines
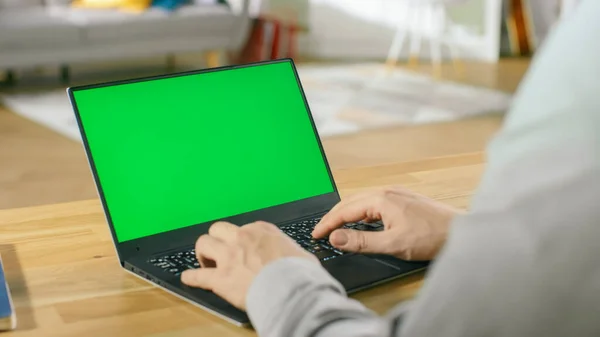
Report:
247,257,401,337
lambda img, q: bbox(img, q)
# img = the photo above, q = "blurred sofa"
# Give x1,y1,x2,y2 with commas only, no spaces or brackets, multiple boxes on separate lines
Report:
0,0,251,74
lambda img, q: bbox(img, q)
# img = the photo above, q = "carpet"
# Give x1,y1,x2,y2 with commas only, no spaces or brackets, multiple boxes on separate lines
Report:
1,64,511,141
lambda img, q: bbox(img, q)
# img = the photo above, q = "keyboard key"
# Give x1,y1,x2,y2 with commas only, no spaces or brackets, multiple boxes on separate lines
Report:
149,217,363,270
367,226,384,232
314,250,338,261
353,224,371,231
277,218,357,260
333,249,345,255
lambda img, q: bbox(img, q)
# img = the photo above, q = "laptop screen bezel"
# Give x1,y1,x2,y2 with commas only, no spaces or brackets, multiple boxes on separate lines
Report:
67,59,341,263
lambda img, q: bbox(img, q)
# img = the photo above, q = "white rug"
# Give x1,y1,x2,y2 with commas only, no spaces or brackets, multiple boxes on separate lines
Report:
1,64,511,141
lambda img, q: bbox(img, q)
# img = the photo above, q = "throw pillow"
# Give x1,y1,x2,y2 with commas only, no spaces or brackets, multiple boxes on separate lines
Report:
72,0,152,13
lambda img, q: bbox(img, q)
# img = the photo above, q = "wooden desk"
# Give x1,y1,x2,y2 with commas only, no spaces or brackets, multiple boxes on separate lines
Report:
0,152,484,337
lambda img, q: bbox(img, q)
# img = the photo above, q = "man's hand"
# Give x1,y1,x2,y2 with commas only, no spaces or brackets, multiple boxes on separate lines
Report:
312,186,463,261
181,221,318,310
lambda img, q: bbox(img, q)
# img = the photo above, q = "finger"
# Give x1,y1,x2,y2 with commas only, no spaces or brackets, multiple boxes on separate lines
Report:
313,195,383,238
181,268,218,290
244,221,278,232
195,234,228,267
329,228,390,254
208,221,240,243
320,190,375,224
363,215,380,223
314,193,376,238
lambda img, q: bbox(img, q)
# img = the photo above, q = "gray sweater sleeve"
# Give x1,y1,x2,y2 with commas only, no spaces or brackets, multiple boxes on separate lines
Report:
246,257,395,337
246,0,600,336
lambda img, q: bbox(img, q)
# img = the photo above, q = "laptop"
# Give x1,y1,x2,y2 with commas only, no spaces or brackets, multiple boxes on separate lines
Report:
67,59,428,326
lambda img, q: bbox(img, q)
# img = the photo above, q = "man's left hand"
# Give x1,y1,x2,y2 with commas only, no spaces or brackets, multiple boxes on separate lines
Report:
181,221,318,310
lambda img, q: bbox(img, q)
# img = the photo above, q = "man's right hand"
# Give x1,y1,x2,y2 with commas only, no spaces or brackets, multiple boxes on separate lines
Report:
312,186,463,261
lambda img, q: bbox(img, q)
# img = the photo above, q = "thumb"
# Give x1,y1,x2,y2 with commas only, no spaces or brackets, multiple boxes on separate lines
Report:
181,268,217,290
329,229,385,254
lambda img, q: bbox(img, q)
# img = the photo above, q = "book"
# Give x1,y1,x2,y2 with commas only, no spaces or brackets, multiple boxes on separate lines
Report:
0,256,16,331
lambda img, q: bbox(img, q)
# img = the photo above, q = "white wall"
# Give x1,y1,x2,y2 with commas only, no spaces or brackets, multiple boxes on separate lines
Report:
560,0,579,18
298,0,502,62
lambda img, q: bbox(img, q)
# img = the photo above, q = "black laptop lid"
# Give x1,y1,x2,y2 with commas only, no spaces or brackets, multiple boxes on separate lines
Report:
68,59,340,262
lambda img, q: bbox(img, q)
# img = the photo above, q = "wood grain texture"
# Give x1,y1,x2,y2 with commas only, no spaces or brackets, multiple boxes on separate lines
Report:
0,153,484,336
0,108,98,210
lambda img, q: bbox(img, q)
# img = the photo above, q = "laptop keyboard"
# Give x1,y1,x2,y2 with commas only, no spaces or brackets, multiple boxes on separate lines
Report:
149,218,384,276
149,250,199,276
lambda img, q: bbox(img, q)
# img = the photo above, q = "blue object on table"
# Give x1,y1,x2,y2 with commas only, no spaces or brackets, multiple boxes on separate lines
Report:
152,0,189,11
0,257,16,331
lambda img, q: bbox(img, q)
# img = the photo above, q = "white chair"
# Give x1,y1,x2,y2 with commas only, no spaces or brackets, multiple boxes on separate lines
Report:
386,0,468,77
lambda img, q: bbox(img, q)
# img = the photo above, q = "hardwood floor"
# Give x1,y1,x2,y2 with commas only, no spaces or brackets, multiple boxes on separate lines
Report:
0,58,529,210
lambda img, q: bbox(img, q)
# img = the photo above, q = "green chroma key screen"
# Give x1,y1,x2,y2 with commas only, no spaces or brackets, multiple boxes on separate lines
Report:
73,61,334,242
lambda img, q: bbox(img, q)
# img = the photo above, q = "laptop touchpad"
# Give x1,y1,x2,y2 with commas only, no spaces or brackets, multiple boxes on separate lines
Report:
323,255,400,291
